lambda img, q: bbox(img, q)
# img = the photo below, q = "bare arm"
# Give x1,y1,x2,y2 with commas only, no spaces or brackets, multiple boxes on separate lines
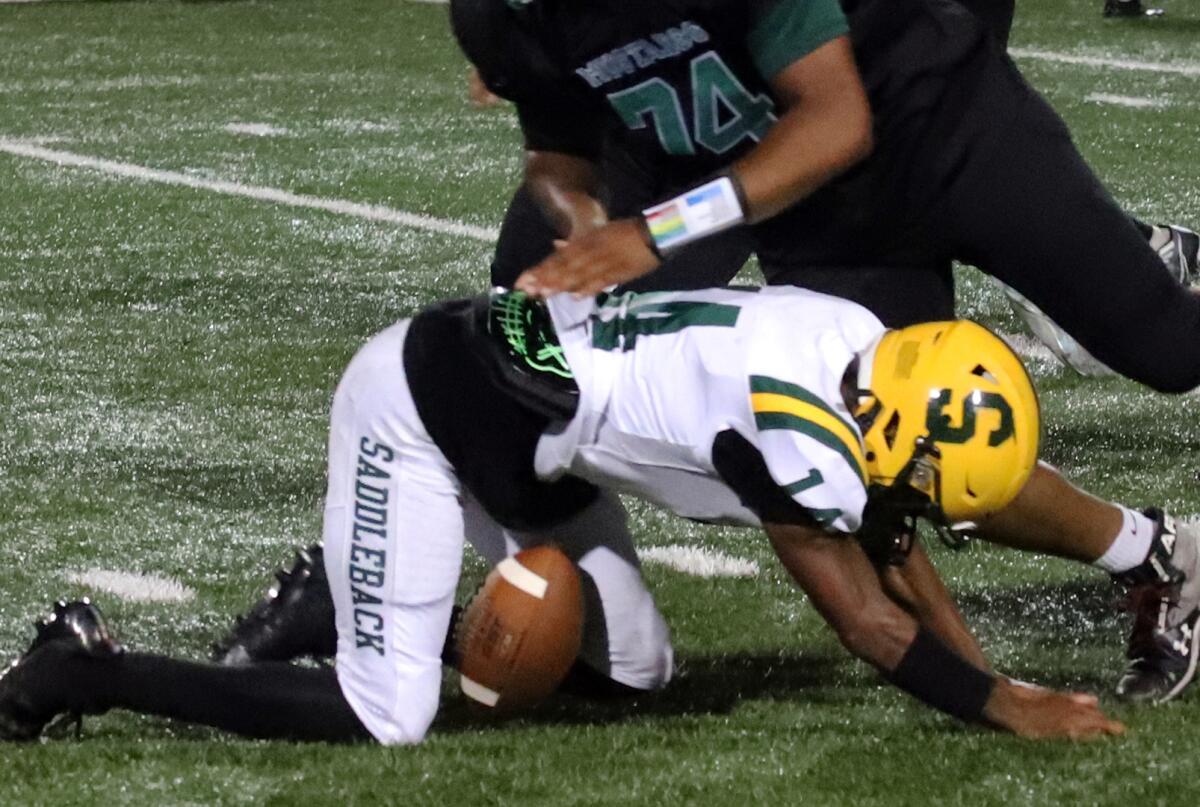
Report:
878,542,989,671
515,36,873,298
766,522,917,671
765,522,1124,739
734,36,872,223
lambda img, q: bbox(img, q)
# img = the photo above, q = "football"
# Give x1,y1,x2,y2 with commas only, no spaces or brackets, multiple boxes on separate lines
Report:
455,545,584,712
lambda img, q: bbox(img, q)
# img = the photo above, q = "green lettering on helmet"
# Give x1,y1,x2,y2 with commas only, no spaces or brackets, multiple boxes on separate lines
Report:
926,390,1015,447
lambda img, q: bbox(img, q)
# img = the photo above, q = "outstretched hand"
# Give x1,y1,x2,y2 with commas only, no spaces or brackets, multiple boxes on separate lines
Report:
515,218,661,298
986,679,1126,740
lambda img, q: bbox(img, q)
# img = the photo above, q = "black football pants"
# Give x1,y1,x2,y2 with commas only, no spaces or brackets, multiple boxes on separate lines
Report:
937,51,1200,392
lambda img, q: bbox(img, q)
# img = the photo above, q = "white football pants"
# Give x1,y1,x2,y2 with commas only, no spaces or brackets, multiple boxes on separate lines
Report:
322,320,673,745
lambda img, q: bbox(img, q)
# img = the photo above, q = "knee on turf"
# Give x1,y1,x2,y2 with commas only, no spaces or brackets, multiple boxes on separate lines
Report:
369,697,439,746
608,609,675,692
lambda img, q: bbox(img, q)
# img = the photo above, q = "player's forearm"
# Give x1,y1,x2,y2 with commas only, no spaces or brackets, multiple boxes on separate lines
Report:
765,523,918,671
880,543,990,671
731,100,871,224
523,150,608,239
765,522,998,724
731,37,873,223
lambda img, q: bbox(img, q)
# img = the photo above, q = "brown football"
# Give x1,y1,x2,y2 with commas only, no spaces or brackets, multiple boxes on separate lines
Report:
456,545,584,712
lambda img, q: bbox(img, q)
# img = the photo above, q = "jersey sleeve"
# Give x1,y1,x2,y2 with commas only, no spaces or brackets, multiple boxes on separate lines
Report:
748,373,869,534
746,0,850,80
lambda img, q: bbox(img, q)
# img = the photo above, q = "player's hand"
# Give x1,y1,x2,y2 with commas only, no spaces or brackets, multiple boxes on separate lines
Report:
984,678,1126,740
467,67,503,108
515,218,660,298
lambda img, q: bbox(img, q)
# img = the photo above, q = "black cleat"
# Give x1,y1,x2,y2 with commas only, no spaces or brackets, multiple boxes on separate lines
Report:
1103,0,1165,16
0,600,124,741
211,545,337,665
1114,512,1200,703
1157,224,1200,286
1117,605,1200,703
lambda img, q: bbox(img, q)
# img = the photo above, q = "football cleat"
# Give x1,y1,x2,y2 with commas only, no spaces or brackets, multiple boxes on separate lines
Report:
211,545,337,665
1115,513,1200,703
1103,0,1165,16
1116,604,1200,703
0,600,124,741
1156,224,1200,286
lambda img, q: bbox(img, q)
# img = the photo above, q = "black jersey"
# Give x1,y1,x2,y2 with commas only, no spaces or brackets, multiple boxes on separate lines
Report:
454,0,848,189
453,0,989,266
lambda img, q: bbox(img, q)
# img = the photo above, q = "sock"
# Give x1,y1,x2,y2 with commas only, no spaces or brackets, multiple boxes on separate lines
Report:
1133,217,1155,241
58,653,372,742
1094,506,1156,574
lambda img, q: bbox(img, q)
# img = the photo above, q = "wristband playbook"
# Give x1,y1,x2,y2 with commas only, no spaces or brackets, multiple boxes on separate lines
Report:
642,175,746,254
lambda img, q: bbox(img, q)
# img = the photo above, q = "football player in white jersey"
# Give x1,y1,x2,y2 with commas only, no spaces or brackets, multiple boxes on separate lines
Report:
3,286,1172,744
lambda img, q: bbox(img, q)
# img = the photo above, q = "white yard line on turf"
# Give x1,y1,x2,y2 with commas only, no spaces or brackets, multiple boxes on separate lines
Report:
66,569,196,604
640,545,760,579
1085,93,1169,109
223,122,291,137
0,139,499,243
1011,47,1200,78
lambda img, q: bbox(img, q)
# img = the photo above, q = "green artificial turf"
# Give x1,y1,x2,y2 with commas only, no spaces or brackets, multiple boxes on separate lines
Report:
0,0,1198,803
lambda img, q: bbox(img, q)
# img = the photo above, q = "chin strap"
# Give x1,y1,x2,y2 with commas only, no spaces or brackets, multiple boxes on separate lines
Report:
858,437,967,566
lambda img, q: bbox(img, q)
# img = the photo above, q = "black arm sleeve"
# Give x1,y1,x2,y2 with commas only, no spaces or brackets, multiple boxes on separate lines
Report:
516,99,605,160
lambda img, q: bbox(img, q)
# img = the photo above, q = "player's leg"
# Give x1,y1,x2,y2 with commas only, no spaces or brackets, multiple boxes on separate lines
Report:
765,262,955,328
1,320,464,743
952,0,1016,46
973,462,1200,702
998,223,1199,375
940,54,1200,393
321,319,467,743
464,490,674,693
950,0,1166,246
0,599,369,742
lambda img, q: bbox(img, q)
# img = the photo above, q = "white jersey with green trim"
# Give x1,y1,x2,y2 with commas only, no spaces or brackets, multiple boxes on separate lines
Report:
536,287,885,533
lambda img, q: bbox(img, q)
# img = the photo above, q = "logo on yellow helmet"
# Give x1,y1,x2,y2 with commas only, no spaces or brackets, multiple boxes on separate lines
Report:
926,389,1015,448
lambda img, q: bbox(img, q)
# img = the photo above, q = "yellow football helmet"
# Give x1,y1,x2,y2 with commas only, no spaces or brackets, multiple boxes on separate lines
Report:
854,320,1040,525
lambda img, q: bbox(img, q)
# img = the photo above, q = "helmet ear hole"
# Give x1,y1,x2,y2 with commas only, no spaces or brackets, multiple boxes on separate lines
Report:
882,411,900,450
970,364,997,383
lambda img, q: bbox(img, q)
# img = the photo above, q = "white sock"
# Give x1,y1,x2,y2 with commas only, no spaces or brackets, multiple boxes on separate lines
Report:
1094,506,1157,574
